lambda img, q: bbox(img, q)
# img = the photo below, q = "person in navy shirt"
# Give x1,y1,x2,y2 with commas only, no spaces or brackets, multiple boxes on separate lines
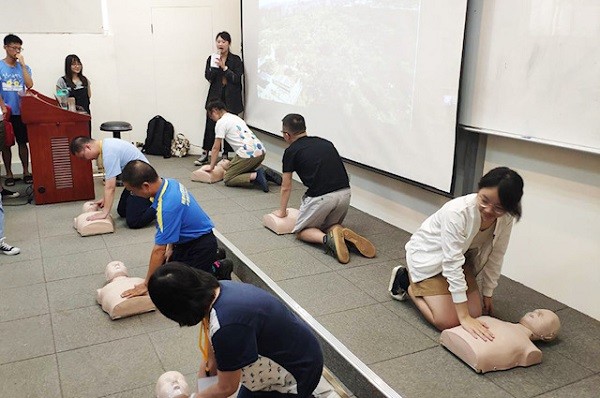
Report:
120,160,231,298
148,262,324,398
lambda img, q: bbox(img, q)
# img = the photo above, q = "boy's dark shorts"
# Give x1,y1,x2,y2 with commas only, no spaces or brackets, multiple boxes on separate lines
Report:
11,115,28,144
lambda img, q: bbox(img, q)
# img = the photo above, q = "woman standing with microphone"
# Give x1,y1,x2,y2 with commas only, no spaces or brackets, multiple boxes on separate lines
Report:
195,31,244,166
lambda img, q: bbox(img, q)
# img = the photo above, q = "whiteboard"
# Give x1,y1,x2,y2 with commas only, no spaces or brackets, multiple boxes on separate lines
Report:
459,0,600,154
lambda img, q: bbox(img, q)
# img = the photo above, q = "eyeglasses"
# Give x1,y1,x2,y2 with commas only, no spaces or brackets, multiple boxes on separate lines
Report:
477,193,506,215
7,46,23,52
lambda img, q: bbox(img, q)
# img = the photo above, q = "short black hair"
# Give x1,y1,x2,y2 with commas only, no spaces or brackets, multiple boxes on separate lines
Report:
69,136,93,155
216,31,232,43
148,262,220,327
121,160,159,188
282,114,306,135
478,167,524,220
206,99,227,112
4,34,22,46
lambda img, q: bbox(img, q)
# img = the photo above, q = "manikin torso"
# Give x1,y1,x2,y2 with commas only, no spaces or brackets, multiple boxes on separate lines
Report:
263,208,300,235
440,310,560,373
74,202,114,236
191,159,231,183
96,261,155,320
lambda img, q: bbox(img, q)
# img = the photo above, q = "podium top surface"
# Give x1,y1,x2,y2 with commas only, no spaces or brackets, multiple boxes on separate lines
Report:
20,89,91,124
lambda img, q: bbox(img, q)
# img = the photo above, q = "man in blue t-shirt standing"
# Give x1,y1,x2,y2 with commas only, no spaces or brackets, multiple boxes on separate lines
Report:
121,160,232,298
70,136,156,229
274,113,376,264
0,34,34,187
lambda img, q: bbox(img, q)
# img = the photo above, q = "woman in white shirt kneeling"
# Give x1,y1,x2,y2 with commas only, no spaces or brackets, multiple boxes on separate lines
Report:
389,167,524,341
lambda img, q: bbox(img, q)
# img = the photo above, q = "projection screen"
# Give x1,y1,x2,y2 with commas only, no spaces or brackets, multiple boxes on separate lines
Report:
242,0,467,192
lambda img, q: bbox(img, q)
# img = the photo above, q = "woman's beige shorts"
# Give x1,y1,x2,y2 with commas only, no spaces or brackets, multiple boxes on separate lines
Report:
410,262,479,297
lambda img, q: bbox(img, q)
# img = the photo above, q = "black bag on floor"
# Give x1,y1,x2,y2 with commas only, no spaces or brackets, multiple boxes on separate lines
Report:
142,115,174,158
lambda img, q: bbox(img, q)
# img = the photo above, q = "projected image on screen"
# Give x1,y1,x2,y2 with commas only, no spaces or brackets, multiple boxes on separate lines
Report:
243,0,467,191
257,0,419,128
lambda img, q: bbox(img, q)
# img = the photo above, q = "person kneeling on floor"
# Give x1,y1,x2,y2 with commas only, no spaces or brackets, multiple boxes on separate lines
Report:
149,262,324,398
205,100,281,192
119,160,232,299
273,113,375,264
70,136,156,229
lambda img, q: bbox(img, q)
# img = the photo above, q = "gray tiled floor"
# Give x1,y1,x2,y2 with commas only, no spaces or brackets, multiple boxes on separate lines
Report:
1,155,599,397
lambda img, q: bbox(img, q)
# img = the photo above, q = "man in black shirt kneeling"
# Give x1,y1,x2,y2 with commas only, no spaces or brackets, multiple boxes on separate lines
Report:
273,113,375,264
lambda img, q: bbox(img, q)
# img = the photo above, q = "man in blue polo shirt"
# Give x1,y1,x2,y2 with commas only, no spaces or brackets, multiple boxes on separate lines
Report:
120,160,232,298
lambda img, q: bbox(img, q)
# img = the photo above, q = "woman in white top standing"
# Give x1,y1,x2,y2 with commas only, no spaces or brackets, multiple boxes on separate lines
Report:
389,167,524,341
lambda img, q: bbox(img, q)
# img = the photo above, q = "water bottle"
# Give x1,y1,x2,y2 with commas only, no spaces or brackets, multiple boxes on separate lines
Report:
56,88,69,109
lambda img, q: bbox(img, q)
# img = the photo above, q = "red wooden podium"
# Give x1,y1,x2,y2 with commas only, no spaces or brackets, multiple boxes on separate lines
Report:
20,90,95,205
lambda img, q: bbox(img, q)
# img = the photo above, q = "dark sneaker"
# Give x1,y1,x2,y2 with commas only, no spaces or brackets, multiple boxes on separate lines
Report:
216,247,226,261
213,258,233,280
342,228,376,258
264,168,282,185
0,238,20,255
389,266,409,301
323,226,349,264
1,188,19,198
253,168,269,192
194,151,208,166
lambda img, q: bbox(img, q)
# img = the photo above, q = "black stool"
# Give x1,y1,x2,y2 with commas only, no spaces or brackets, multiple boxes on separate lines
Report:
99,121,132,186
100,121,132,139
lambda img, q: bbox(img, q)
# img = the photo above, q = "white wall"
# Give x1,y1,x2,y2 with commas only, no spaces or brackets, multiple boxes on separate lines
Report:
1,0,241,169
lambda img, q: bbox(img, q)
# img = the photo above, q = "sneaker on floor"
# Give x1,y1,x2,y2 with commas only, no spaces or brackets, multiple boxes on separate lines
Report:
389,266,409,301
0,238,20,255
253,168,269,192
1,188,19,198
263,168,282,185
213,258,233,280
342,228,376,258
194,151,209,166
323,226,350,264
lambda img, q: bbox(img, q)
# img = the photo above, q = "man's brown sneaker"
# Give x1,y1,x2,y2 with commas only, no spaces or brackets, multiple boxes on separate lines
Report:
324,226,350,264
342,228,376,258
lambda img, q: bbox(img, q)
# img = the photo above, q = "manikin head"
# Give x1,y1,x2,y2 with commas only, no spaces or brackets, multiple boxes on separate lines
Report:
105,261,128,282
155,371,190,398
519,309,561,341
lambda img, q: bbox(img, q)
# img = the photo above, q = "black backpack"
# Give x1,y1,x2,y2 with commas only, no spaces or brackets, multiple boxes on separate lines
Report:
142,115,174,158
